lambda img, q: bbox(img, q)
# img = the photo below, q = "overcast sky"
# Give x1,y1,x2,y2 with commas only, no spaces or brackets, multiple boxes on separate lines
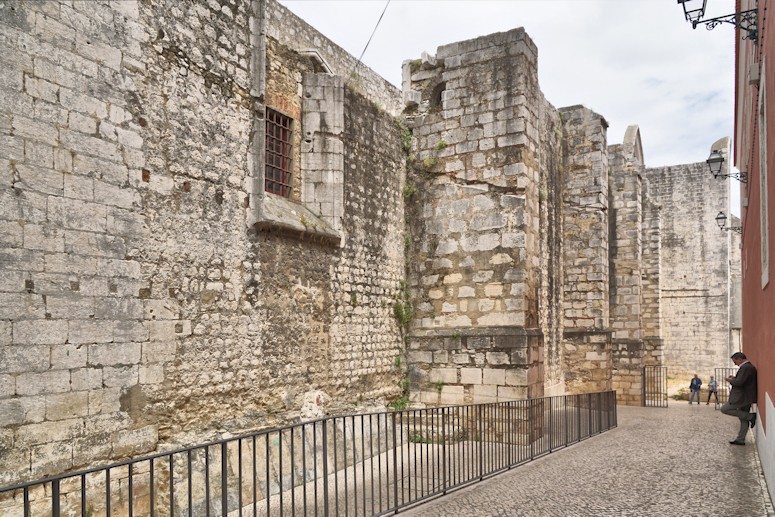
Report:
278,0,741,214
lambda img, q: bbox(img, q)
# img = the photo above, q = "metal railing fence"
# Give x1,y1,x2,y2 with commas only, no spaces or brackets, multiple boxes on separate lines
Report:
0,391,617,517
643,366,668,407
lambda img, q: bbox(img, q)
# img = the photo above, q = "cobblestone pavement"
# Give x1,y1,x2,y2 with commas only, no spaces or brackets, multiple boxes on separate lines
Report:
401,404,774,517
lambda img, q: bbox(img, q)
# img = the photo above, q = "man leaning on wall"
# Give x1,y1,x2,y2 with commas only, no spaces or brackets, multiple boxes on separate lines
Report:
721,352,758,446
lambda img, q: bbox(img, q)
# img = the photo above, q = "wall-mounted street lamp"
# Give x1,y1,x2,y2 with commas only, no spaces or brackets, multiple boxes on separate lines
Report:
706,150,747,182
715,211,742,234
678,0,759,44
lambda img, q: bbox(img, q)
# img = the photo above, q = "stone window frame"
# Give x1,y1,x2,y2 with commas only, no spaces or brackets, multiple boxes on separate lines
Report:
758,62,769,289
248,41,344,247
265,107,294,197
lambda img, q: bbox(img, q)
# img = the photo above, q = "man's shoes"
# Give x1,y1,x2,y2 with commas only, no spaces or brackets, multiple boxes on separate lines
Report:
750,414,757,428
729,440,746,446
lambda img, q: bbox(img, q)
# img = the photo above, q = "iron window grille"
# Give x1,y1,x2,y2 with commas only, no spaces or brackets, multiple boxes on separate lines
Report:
265,108,293,197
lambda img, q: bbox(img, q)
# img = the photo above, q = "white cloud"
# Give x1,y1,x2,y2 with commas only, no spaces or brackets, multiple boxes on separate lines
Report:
278,0,741,213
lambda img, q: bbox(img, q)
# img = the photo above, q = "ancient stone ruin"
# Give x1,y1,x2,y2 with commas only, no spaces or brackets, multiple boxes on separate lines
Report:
0,0,739,490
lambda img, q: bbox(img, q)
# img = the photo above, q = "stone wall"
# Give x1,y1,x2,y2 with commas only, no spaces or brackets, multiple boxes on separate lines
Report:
559,106,612,394
0,0,743,489
0,0,405,487
264,0,402,116
408,328,541,405
643,137,734,382
402,29,562,404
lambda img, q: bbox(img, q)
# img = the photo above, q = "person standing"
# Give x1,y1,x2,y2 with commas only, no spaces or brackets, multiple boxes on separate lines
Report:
706,375,719,405
689,374,702,404
721,352,758,445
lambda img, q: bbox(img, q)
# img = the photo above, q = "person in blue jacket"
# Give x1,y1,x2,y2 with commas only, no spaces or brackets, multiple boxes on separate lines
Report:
689,374,702,405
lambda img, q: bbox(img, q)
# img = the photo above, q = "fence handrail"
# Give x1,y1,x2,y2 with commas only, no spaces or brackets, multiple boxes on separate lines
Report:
1,390,618,516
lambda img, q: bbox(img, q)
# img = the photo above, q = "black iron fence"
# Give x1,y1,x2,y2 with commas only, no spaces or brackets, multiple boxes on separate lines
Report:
642,366,668,408
0,391,616,517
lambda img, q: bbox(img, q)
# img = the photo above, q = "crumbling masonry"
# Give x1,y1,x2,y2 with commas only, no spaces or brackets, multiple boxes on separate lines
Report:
0,0,739,487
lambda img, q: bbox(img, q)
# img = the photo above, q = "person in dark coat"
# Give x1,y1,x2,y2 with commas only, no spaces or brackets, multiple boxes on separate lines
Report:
721,352,758,445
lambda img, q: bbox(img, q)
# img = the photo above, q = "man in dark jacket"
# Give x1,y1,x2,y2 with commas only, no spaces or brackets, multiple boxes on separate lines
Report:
721,352,758,445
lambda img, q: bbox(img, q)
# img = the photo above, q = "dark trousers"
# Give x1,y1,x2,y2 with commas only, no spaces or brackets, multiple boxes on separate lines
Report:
721,403,753,442
707,390,719,403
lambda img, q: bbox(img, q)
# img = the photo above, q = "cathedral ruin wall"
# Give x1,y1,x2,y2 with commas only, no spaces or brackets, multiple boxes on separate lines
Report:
0,0,405,486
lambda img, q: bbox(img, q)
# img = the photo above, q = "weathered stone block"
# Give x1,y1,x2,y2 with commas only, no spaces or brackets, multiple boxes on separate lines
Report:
70,368,103,392
88,342,141,367
51,344,87,369
30,441,74,479
69,320,114,344
451,353,470,365
0,375,14,397
472,384,498,403
45,391,89,421
439,385,464,405
482,368,505,385
102,366,138,388
429,368,457,384
16,418,84,447
460,368,481,384
0,344,50,373
498,386,527,401
407,350,433,364
16,370,71,396
13,319,67,345
505,368,528,386
141,341,176,363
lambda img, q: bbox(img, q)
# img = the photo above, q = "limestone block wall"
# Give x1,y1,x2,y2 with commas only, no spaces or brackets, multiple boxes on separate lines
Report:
643,138,734,381
536,96,565,396
0,0,167,485
560,106,611,394
560,106,609,329
404,29,544,332
562,330,612,394
402,28,558,403
264,0,402,116
641,179,663,341
0,0,405,487
609,146,643,341
407,328,542,405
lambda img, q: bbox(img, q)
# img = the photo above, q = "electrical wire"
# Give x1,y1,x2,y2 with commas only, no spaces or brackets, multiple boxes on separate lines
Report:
350,0,391,77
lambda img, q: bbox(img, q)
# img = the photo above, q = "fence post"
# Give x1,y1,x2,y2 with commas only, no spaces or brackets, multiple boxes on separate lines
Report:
221,442,228,517
442,407,448,494
52,479,60,517
478,405,484,480
323,420,330,517
392,412,398,513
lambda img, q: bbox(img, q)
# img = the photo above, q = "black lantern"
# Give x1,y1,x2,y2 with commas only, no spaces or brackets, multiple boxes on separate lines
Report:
715,211,728,230
715,211,742,234
706,150,724,178
678,0,707,24
677,0,758,43
705,150,747,182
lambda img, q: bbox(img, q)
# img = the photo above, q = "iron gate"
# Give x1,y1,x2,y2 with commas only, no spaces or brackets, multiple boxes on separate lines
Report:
713,367,738,408
643,366,668,407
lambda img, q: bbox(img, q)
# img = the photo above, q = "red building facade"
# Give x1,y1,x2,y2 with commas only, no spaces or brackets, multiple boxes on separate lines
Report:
734,0,775,499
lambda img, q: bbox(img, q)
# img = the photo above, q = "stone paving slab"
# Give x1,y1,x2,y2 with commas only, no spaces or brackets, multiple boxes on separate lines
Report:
401,404,774,516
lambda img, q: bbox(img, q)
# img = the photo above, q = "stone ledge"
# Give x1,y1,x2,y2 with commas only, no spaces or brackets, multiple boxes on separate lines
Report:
409,326,542,339
254,193,341,246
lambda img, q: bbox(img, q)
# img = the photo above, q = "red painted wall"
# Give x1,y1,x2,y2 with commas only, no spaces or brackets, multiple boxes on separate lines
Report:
735,0,775,433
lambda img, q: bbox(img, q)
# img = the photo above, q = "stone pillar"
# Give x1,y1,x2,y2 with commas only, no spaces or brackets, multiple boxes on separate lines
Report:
301,73,345,235
403,29,547,404
560,106,612,394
